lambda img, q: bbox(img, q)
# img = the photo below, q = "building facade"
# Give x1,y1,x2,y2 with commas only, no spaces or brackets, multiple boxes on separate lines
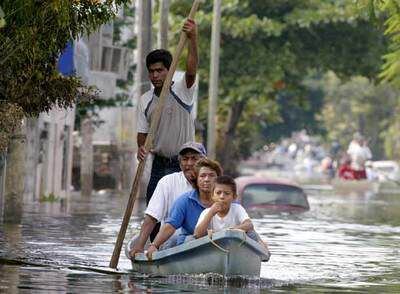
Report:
23,40,88,202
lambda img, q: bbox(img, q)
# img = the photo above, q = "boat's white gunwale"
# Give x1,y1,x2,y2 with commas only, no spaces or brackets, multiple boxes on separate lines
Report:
132,229,268,263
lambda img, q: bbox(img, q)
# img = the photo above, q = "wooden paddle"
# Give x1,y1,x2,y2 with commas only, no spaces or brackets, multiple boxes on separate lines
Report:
109,0,203,269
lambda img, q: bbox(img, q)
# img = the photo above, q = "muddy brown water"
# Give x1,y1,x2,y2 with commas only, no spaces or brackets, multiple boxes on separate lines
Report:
1,189,400,293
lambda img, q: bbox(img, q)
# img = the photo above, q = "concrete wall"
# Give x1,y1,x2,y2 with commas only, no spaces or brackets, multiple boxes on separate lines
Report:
40,107,76,199
88,71,118,99
23,107,76,201
24,118,40,201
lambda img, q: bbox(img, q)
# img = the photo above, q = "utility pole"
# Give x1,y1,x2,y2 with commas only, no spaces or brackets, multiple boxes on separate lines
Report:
136,0,152,97
207,0,221,160
130,0,152,206
158,0,170,49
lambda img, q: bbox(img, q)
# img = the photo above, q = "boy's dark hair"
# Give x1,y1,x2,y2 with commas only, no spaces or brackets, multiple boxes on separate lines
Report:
146,49,172,70
193,158,223,190
214,175,237,196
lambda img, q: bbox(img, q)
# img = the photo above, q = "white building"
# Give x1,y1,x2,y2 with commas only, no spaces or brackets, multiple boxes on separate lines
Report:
24,40,89,202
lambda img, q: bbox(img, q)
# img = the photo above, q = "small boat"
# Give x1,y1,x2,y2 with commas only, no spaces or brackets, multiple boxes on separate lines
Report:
129,229,270,277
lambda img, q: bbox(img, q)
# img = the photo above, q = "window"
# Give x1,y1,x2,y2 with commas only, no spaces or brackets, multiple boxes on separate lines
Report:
242,184,308,208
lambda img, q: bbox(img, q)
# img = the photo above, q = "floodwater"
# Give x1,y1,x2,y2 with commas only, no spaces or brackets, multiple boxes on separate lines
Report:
1,188,400,293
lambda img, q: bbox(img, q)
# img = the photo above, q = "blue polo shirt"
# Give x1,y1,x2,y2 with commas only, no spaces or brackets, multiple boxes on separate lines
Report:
165,189,206,245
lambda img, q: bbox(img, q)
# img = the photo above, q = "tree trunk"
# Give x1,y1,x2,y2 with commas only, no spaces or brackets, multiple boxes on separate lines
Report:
119,107,136,192
3,121,26,223
218,100,246,176
158,0,170,49
130,0,152,207
0,152,6,222
135,0,152,97
80,116,93,196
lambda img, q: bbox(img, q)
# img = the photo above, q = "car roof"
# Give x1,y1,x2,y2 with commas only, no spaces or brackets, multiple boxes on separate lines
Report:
235,176,302,193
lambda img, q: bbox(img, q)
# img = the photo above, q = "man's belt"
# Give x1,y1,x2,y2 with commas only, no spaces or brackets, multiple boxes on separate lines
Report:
154,154,179,165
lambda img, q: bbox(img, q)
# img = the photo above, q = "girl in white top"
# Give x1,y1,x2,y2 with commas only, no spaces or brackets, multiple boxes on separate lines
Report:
194,175,264,246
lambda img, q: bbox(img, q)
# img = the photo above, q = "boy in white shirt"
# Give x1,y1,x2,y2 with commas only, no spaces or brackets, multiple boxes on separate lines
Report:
194,175,268,251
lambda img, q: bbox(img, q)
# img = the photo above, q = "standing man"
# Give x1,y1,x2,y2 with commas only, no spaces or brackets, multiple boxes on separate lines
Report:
347,133,372,180
128,142,206,259
136,19,198,206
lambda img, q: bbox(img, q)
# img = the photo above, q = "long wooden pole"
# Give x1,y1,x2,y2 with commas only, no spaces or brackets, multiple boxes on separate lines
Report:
109,0,202,269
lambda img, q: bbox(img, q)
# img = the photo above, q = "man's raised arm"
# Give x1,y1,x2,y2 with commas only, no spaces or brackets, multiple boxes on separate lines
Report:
183,19,198,88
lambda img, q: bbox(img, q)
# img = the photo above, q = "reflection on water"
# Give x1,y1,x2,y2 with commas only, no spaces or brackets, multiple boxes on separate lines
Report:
1,190,400,293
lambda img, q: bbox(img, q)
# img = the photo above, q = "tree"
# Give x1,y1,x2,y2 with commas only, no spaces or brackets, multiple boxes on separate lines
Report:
0,0,130,153
358,0,400,87
357,1,400,160
382,103,400,160
306,71,399,159
169,0,388,174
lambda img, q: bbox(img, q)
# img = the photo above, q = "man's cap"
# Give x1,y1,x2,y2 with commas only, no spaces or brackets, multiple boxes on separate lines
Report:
179,142,207,156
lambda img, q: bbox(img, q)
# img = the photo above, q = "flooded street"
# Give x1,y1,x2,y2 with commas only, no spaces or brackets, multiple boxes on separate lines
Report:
1,189,400,293
4,1,400,293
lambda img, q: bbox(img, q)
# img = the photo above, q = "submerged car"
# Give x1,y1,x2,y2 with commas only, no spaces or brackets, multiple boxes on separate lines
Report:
235,176,310,213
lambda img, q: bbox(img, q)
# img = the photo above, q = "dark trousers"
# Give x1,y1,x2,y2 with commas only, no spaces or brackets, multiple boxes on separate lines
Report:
146,154,180,241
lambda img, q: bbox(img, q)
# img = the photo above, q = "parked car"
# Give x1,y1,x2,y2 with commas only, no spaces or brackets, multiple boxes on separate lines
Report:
235,176,310,213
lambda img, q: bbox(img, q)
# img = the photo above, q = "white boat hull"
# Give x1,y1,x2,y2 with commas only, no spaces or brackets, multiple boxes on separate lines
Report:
130,230,270,277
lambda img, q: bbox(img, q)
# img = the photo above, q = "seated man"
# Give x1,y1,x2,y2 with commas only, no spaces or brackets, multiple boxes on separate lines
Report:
128,142,206,259
146,158,223,259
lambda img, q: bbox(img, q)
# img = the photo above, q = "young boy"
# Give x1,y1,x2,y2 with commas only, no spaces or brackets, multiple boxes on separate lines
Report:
194,175,268,251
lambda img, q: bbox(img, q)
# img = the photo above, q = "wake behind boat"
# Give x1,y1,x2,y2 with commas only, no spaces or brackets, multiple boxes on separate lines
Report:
128,229,270,277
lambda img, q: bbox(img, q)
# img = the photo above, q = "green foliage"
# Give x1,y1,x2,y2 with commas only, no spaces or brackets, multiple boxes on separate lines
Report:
39,192,60,203
0,0,130,152
359,0,400,87
0,6,5,28
382,103,400,160
380,5,400,86
261,78,326,143
354,0,400,160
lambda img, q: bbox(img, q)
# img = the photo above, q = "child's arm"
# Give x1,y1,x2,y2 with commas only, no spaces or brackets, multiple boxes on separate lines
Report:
233,219,254,232
194,202,223,238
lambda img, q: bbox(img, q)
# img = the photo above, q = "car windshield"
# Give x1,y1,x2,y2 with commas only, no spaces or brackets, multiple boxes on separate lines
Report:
242,184,308,208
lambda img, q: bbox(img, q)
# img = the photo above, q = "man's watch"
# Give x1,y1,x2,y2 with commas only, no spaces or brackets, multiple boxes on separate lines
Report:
149,243,159,249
